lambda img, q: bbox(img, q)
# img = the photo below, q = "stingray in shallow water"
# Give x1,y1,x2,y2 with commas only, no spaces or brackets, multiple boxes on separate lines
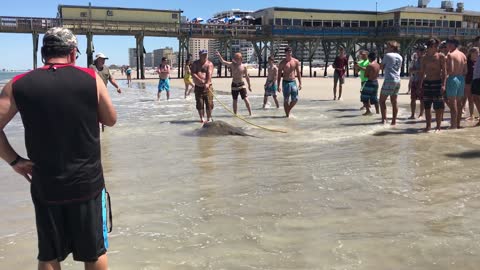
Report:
193,120,254,137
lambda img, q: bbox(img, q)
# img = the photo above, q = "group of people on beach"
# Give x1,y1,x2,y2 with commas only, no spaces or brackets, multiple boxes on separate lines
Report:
349,37,480,132
180,47,302,123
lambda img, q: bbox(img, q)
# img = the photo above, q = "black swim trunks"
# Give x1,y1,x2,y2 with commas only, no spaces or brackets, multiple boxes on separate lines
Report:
231,81,247,100
422,80,445,110
34,189,110,262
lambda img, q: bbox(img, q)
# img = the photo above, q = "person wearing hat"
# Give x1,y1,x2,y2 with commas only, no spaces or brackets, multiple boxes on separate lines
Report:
191,49,214,123
90,52,121,94
408,45,426,119
445,38,467,129
0,27,115,269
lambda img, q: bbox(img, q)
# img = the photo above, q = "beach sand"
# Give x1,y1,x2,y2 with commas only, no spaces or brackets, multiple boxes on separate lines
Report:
112,68,413,105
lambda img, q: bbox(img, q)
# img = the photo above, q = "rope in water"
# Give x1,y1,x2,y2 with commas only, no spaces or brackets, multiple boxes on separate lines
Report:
209,89,288,134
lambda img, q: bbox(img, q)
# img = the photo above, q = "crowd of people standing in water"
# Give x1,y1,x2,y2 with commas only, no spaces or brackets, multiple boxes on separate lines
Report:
149,36,480,132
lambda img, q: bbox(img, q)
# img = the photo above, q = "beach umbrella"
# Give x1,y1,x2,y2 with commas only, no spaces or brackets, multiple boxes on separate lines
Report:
242,15,255,21
192,17,204,23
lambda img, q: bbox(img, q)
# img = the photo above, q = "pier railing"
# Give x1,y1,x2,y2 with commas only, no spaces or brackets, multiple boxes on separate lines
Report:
2,16,480,40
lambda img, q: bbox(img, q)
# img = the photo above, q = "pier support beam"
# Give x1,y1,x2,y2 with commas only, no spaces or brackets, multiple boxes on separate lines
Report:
177,36,189,78
86,32,94,67
135,33,145,79
321,40,333,77
32,32,39,69
400,38,417,77
252,41,264,77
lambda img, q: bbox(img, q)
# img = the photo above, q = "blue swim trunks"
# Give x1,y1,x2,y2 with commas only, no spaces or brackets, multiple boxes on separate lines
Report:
380,79,401,96
282,80,298,102
158,78,170,92
446,75,465,97
264,80,278,97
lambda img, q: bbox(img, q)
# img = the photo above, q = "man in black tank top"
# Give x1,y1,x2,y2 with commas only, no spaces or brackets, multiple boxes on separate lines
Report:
0,27,116,270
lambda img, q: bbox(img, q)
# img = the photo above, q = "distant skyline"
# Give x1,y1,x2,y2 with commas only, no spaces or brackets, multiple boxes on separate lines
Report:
1,0,480,70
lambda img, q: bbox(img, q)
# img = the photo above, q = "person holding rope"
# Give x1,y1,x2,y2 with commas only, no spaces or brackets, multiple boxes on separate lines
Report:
0,27,116,270
215,51,253,116
191,49,214,123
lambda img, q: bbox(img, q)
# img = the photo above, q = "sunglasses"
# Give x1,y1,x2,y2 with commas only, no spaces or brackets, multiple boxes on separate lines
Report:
74,47,81,59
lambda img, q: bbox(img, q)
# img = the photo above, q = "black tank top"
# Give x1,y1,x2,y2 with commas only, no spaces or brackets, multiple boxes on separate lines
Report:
12,64,104,204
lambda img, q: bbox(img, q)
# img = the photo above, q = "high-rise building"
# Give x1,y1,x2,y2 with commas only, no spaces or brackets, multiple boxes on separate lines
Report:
128,48,137,67
145,52,154,68
153,47,175,67
188,39,213,61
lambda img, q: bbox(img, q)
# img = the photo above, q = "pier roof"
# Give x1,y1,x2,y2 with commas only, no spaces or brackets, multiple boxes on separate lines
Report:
386,6,480,17
57,5,183,15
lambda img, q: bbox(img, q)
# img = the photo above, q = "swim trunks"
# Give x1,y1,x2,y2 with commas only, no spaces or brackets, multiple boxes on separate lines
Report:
158,78,170,92
410,81,423,101
446,75,465,97
360,80,379,104
194,85,214,111
422,80,445,110
231,81,247,100
282,80,299,102
380,79,401,96
264,80,278,97
334,70,345,85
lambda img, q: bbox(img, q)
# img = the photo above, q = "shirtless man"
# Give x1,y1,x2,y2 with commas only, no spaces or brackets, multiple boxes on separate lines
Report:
361,52,380,115
263,56,279,109
216,51,252,116
277,47,302,118
157,57,171,101
409,46,425,119
417,38,447,132
191,50,214,123
379,41,403,125
445,38,468,129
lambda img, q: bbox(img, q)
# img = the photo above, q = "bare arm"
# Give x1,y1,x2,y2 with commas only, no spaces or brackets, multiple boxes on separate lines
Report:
440,55,447,92
277,62,284,91
0,81,33,182
417,58,425,90
108,70,122,93
244,67,252,91
296,60,302,90
96,75,117,126
215,52,232,67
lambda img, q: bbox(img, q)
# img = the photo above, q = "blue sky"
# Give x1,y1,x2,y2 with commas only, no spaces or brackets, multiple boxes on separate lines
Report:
1,0,480,70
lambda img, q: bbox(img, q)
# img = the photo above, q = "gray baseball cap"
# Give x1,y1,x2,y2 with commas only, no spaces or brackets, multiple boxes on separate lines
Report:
43,27,78,48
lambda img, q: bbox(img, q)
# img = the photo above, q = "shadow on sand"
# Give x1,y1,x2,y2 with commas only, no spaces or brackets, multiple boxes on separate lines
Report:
340,122,381,127
445,150,480,159
327,108,359,112
160,120,200,125
373,128,423,136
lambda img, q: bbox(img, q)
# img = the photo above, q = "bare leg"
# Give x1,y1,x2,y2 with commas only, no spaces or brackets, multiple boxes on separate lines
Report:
424,105,432,132
448,97,458,129
419,102,425,118
391,95,398,125
198,109,205,123
374,102,379,114
409,99,416,119
273,96,280,108
166,91,170,101
38,260,61,270
338,83,343,100
379,94,388,124
184,84,188,98
157,91,161,101
286,100,298,117
244,98,252,116
362,102,372,115
85,254,108,270
333,80,337,100
233,99,238,115
284,100,289,117
262,96,268,109
456,98,464,128
435,108,443,131
473,95,480,126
